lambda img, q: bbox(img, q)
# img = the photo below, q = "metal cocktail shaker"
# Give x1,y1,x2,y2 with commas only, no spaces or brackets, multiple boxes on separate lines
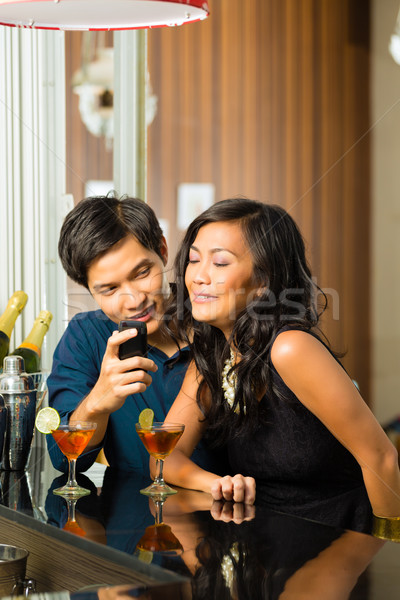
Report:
0,395,6,465
0,470,33,514
0,356,37,471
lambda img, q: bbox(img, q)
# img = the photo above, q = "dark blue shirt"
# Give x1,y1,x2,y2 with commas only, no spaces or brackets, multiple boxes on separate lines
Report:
47,310,229,475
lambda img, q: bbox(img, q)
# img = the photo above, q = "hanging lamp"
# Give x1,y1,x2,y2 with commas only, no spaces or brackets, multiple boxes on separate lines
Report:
0,0,209,31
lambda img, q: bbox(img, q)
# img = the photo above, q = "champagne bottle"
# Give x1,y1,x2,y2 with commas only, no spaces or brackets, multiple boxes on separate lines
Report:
10,310,53,373
0,291,28,367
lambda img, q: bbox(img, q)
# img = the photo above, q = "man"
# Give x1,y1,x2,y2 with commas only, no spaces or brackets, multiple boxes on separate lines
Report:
47,195,227,474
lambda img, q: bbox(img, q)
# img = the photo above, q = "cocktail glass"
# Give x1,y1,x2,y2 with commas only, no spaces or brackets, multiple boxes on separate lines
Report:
136,495,183,557
30,371,49,411
51,421,97,498
135,422,184,497
62,497,86,537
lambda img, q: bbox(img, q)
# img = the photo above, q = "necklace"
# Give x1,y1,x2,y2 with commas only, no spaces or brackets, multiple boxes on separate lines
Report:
221,542,241,591
222,349,240,413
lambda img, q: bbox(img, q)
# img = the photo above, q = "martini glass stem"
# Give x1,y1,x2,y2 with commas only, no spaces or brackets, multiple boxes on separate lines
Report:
154,458,165,486
154,499,164,525
67,458,78,488
67,498,77,523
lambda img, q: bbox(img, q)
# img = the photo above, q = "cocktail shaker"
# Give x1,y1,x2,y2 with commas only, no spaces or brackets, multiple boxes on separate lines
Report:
0,470,33,515
0,356,37,471
0,395,6,465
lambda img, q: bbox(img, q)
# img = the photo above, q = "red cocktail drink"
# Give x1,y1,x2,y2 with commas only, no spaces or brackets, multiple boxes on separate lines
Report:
137,523,183,554
52,427,95,460
51,421,97,498
135,422,184,497
136,428,183,460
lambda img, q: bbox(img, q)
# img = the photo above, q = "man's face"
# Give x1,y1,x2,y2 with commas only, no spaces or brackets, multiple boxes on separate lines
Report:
87,234,167,339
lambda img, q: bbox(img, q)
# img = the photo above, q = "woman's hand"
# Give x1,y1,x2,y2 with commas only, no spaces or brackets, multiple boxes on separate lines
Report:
210,474,256,505
210,499,256,523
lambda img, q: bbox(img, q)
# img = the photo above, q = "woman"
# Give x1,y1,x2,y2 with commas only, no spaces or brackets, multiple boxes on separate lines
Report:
161,198,400,533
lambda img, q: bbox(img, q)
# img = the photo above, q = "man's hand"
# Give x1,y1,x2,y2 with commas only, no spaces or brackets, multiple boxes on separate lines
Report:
210,474,256,505
90,328,157,415
70,328,157,449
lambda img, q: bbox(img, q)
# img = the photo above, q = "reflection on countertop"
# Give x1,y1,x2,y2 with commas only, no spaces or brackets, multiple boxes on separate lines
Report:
0,452,400,599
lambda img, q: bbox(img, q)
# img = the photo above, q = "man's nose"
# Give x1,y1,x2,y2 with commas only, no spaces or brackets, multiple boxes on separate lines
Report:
118,285,146,308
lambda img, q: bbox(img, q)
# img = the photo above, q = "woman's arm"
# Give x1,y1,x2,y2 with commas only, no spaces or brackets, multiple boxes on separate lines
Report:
159,360,256,504
159,359,218,492
279,530,384,600
271,330,400,517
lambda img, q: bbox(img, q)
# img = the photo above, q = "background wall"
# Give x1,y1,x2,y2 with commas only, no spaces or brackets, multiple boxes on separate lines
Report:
147,0,371,402
372,0,400,423
65,0,372,407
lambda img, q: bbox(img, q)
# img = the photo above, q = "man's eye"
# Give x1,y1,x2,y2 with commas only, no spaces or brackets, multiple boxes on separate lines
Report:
100,287,116,296
136,267,151,278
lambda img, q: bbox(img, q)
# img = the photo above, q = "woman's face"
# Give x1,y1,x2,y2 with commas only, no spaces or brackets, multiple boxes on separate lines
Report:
185,221,261,337
87,233,167,340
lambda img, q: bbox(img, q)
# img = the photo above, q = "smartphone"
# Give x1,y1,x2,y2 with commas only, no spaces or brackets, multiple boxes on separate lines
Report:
118,320,148,361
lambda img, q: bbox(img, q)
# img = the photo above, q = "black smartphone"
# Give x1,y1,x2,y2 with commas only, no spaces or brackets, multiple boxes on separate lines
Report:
118,320,148,361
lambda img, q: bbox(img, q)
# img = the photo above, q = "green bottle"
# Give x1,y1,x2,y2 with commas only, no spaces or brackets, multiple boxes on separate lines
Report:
0,291,28,367
10,310,53,373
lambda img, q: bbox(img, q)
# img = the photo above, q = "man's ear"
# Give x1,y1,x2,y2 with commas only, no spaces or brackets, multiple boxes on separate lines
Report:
159,235,168,266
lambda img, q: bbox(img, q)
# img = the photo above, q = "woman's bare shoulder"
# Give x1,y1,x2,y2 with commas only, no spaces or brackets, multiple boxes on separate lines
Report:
271,329,328,367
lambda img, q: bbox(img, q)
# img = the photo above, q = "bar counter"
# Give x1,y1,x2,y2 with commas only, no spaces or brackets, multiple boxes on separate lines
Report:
1,445,400,599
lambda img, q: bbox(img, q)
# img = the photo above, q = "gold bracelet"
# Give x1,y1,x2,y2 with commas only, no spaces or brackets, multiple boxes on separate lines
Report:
372,514,400,542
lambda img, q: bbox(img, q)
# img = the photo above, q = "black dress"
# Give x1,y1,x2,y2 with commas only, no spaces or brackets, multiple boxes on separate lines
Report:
227,330,373,534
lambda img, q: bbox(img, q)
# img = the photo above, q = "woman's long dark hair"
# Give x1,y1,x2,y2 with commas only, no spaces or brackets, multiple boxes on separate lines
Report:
164,198,327,444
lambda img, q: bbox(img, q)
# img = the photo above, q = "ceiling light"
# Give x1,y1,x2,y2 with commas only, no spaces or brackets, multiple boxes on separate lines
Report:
0,0,209,31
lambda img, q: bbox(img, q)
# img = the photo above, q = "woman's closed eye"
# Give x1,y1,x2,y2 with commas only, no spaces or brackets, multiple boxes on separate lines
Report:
213,254,230,267
188,252,200,264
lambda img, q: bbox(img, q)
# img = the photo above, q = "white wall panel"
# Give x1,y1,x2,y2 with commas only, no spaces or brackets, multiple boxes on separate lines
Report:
0,27,67,371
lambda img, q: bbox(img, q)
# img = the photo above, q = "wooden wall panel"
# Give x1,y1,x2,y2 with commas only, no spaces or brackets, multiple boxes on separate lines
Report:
147,0,371,401
63,2,370,401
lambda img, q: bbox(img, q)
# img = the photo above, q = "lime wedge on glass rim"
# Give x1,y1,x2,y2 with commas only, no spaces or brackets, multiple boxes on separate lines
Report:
35,407,60,434
138,408,154,429
137,549,153,564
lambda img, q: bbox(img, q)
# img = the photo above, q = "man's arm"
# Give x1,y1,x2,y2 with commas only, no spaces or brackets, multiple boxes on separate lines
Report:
69,327,156,449
47,315,156,471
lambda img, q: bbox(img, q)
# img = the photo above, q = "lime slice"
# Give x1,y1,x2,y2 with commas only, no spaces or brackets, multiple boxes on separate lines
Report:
137,549,153,564
35,407,60,434
138,408,154,429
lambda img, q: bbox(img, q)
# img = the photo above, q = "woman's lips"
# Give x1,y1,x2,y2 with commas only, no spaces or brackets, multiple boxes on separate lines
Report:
192,293,217,303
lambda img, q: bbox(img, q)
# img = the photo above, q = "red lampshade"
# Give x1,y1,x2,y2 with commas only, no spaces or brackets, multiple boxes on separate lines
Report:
0,0,209,31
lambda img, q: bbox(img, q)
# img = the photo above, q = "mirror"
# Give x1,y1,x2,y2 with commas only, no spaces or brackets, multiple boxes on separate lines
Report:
65,31,115,320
